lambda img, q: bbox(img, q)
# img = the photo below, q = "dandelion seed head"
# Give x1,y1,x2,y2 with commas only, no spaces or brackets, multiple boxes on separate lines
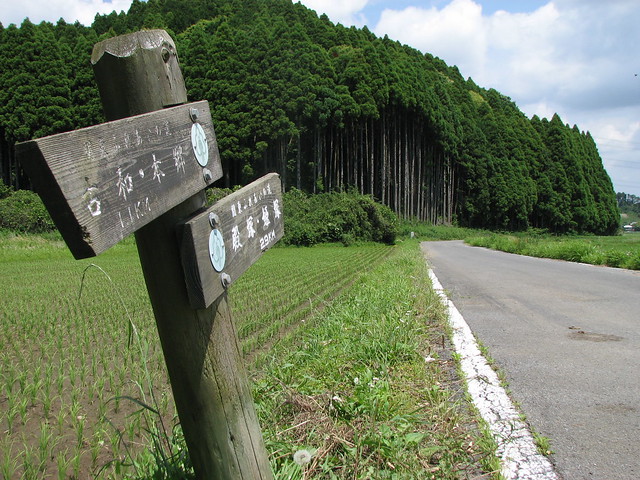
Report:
293,449,312,466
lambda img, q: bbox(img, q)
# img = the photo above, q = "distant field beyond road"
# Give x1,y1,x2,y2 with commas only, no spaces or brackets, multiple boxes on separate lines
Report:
466,232,640,269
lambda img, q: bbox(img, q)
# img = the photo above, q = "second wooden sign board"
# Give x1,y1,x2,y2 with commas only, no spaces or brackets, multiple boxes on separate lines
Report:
180,173,284,309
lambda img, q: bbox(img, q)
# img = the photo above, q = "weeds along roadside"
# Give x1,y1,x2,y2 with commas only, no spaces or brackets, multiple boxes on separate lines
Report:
251,239,500,479
0,233,499,479
399,221,640,271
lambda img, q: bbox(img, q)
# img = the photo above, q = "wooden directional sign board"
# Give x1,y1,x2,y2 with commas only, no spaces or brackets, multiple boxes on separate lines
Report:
180,173,284,309
16,100,222,259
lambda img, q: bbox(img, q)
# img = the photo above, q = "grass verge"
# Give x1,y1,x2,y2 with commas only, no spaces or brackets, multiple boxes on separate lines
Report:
252,240,499,479
466,232,640,270
399,221,483,241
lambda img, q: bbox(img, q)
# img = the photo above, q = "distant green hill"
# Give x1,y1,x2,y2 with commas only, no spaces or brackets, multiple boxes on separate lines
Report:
0,0,619,234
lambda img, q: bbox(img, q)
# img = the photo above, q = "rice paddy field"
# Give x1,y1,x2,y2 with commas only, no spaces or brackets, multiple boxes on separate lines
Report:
0,232,497,479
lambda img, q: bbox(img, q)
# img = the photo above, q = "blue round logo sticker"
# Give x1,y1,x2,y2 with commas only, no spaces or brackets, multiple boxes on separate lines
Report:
191,123,209,167
208,229,225,272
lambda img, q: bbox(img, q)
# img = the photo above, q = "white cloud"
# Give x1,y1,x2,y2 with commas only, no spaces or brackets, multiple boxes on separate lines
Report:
373,0,640,115
1,0,132,26
376,0,487,77
298,0,370,26
587,111,640,187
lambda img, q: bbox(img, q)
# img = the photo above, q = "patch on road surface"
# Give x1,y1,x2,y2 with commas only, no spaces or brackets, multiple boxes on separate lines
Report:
567,327,623,342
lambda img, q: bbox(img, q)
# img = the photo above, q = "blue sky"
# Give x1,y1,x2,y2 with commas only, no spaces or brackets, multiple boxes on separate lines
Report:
2,0,639,196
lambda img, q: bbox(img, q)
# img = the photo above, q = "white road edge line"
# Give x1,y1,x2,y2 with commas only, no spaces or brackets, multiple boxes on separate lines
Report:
428,269,559,480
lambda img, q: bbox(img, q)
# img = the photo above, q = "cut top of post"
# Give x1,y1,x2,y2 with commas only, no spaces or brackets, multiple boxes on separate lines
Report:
91,29,186,121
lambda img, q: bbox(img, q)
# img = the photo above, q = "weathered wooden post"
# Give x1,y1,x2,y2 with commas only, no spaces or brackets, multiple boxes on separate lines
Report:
17,30,279,479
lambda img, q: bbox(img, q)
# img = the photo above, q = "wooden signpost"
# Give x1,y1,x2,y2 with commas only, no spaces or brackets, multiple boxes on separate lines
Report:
17,30,278,480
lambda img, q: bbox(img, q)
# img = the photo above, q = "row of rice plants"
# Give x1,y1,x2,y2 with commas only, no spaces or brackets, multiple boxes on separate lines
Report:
232,245,392,359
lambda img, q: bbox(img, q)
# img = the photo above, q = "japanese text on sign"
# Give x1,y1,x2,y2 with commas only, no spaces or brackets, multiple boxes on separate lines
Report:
227,183,281,252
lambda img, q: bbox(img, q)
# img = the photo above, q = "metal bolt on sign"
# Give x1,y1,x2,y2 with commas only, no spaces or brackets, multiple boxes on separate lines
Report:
208,212,220,228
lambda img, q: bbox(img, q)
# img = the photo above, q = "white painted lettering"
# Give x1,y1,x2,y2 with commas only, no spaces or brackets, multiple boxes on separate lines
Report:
246,216,256,239
88,198,101,217
84,141,93,161
116,168,134,200
173,145,185,174
259,230,276,250
152,154,165,183
261,205,271,229
273,199,281,219
232,225,243,252
99,138,107,157
116,198,151,230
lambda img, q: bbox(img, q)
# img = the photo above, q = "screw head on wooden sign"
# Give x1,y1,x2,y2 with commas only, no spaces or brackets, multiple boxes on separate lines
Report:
180,173,284,309
16,100,222,259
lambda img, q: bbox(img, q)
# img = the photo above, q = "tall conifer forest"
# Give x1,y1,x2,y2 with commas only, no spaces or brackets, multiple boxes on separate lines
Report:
0,0,620,234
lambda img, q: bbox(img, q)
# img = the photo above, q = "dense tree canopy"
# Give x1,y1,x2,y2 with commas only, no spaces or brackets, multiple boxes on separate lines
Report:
0,0,620,234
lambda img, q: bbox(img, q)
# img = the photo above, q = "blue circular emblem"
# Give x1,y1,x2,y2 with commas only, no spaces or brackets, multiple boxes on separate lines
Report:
208,229,225,272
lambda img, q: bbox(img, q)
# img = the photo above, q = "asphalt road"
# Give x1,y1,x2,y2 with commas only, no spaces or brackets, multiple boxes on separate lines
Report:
421,241,640,480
